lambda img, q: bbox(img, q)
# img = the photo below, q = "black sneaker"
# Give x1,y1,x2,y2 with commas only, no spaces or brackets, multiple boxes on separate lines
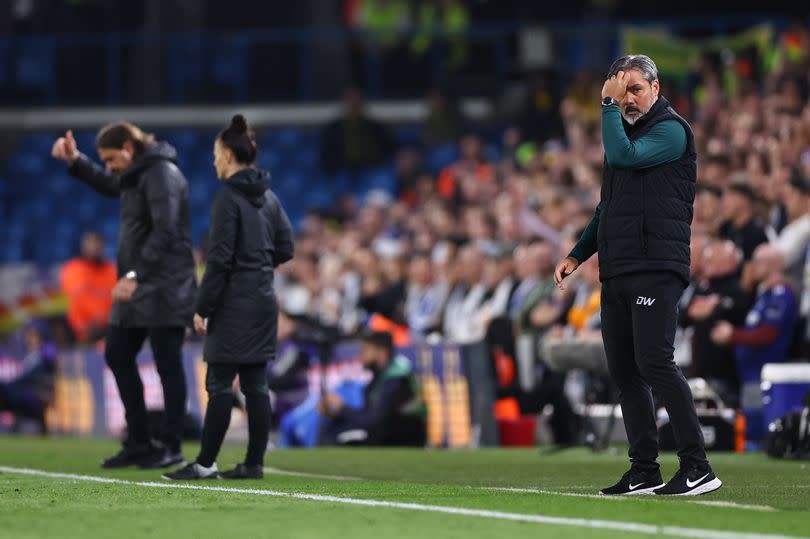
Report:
162,462,219,481
600,466,665,495
220,464,264,480
101,443,154,469
139,448,186,469
655,462,722,496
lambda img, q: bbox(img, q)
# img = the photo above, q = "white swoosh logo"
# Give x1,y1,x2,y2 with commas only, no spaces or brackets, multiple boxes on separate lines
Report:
628,483,645,490
686,473,709,488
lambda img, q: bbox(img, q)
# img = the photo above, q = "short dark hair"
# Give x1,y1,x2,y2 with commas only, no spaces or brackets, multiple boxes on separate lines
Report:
697,184,722,198
96,122,155,156
218,114,257,165
359,329,394,353
726,182,758,202
789,169,810,195
607,55,658,83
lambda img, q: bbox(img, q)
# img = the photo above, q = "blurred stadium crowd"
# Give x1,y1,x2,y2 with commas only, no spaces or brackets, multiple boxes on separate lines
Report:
1,6,809,447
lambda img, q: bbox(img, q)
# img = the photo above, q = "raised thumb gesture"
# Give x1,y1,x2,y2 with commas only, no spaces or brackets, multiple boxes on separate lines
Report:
51,129,79,164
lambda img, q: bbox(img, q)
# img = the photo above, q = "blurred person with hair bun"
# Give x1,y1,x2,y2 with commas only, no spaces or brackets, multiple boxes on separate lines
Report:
165,115,294,481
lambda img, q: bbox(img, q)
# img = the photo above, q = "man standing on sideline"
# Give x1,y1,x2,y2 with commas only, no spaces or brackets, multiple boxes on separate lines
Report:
554,55,722,496
52,124,197,469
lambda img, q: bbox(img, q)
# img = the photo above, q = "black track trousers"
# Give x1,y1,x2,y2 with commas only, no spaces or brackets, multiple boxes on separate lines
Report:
600,271,707,469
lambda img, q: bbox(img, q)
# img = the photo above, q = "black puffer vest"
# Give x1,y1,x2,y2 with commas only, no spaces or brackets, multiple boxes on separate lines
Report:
597,96,696,285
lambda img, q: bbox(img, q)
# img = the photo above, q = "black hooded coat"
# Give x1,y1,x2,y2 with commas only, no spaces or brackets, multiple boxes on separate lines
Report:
195,168,294,364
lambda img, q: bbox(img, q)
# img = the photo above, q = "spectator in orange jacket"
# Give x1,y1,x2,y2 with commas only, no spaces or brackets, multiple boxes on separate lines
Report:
60,231,117,342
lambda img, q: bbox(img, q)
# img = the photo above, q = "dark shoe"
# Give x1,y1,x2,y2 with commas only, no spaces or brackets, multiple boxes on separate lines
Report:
139,448,186,469
162,462,219,481
101,443,154,469
600,466,664,495
655,462,722,496
219,463,263,480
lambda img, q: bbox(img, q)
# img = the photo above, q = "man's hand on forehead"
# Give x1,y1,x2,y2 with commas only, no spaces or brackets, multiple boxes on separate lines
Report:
601,70,629,101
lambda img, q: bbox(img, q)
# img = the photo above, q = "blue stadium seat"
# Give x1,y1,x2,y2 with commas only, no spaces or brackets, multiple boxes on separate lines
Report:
17,133,53,156
165,36,205,102
7,218,26,239
75,194,100,222
326,172,352,196
485,144,502,163
425,144,459,174
6,152,47,179
53,219,79,241
257,148,283,172
305,188,336,210
4,242,23,263
358,166,397,194
266,128,303,151
28,199,50,220
13,38,56,103
210,36,249,101
100,219,118,241
51,243,73,263
395,124,422,147
164,128,198,152
73,130,97,152
50,175,72,197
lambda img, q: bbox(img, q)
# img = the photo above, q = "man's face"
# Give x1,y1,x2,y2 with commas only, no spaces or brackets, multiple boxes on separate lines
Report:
695,190,721,222
703,242,739,279
721,190,745,220
359,342,383,370
408,257,432,286
97,142,135,174
528,242,553,277
782,185,809,218
81,234,104,261
749,244,780,283
619,69,659,125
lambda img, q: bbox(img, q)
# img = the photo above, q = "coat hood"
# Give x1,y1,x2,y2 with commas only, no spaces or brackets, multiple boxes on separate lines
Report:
120,141,178,179
226,168,269,208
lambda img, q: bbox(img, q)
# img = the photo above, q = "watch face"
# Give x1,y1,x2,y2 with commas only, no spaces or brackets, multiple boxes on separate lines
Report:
602,97,614,106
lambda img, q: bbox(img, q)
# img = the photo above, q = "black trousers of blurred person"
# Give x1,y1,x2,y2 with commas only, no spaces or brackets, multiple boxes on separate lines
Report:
106,325,186,452
487,317,579,445
600,272,707,471
196,363,271,468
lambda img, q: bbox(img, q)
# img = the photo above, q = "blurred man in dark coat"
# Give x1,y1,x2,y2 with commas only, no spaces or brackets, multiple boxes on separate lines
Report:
52,123,196,468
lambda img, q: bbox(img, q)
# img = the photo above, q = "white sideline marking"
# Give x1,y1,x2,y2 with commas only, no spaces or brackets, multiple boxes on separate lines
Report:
0,466,801,539
263,466,361,481
477,486,777,512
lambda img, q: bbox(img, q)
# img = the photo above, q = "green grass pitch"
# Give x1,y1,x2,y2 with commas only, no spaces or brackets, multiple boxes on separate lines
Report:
0,437,808,539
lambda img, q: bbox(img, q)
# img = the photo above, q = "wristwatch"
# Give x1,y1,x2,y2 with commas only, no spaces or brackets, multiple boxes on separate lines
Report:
124,270,138,281
601,96,619,108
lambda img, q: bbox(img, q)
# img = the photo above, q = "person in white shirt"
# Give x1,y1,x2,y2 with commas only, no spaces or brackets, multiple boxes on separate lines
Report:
404,252,449,339
772,172,810,292
443,244,490,344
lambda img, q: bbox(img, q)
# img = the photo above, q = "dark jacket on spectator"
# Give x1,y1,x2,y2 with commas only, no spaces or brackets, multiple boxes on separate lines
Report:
334,354,425,446
681,275,751,388
719,219,769,261
319,115,396,175
195,168,294,364
68,142,197,327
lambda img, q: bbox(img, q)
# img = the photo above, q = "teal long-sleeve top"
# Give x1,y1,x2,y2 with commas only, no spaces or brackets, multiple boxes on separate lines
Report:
568,104,687,264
